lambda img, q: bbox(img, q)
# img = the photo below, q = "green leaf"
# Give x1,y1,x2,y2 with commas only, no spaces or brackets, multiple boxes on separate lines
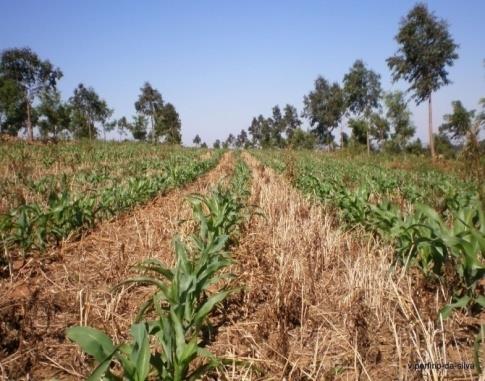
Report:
66,326,115,363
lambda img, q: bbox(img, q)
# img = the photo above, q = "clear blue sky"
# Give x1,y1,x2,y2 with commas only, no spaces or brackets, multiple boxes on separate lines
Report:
1,0,484,145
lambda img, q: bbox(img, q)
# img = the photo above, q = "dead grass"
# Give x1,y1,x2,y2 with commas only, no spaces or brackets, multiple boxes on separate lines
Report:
207,153,482,381
0,152,234,380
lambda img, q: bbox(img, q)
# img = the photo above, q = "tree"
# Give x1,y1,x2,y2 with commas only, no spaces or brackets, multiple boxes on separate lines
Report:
37,89,71,138
282,104,301,140
69,83,113,140
0,47,63,141
387,3,459,159
213,139,221,149
236,129,248,148
288,128,315,149
270,105,285,147
129,115,148,141
135,82,164,141
0,77,26,135
348,118,369,146
200,142,208,149
343,60,382,154
303,76,345,146
193,134,201,147
225,133,235,148
369,112,390,147
160,103,181,144
439,101,475,144
384,91,415,150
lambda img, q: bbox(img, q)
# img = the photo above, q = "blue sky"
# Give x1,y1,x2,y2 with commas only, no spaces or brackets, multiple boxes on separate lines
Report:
1,0,484,145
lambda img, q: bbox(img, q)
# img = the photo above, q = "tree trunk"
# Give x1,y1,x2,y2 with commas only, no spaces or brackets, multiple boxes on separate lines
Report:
366,128,370,155
340,123,344,149
428,94,435,159
26,100,33,141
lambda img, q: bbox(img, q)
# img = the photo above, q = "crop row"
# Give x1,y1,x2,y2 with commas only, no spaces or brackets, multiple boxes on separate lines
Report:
67,154,252,380
254,150,484,318
0,151,222,262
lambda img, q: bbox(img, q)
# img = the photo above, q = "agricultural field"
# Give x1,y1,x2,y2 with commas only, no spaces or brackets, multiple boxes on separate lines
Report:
0,140,483,380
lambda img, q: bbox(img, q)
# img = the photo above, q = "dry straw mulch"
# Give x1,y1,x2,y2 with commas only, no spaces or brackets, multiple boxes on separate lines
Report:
206,153,482,381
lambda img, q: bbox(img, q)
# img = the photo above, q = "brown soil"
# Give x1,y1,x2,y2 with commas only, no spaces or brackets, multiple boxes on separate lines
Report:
205,153,482,380
0,152,234,380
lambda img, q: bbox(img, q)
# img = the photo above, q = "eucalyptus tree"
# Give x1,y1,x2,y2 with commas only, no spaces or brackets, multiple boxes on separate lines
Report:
384,91,415,150
37,89,71,138
160,103,181,144
129,115,148,141
282,104,301,140
387,3,458,158
213,139,221,149
193,134,201,147
225,133,236,148
69,83,113,140
270,105,285,147
439,101,475,144
0,76,26,135
343,60,382,154
135,82,164,141
369,112,390,147
0,47,63,140
236,129,248,148
303,76,345,147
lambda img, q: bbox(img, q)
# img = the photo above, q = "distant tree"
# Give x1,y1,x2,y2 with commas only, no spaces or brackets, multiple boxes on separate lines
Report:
69,83,113,140
384,91,415,150
135,82,164,141
160,103,181,144
222,141,229,149
369,112,390,147
193,134,201,147
0,77,26,135
343,60,382,154
235,129,248,148
213,139,221,149
282,104,301,140
387,3,459,159
434,133,456,158
37,89,71,138
303,76,345,146
288,128,315,149
439,100,475,144
225,133,236,148
0,47,63,140
348,118,369,146
477,98,485,129
406,138,425,155
270,105,285,147
200,142,208,149
130,115,148,141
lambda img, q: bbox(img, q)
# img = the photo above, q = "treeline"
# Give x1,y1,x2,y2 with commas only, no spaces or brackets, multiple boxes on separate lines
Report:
208,3,483,157
0,48,181,143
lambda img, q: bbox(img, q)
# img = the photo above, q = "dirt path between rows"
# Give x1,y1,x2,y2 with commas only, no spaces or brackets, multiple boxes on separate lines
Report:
0,152,234,380
207,153,478,380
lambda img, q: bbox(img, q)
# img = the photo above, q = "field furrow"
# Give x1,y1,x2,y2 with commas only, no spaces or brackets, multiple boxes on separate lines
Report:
206,153,478,380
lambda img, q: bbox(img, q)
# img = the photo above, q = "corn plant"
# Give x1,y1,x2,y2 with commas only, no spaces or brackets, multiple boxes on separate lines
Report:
67,157,252,380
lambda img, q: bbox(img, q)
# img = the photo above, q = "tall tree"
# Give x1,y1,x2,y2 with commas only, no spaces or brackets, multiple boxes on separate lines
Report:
37,89,71,138
193,134,201,147
387,3,458,159
160,103,182,144
343,60,382,154
282,104,301,140
213,139,221,149
0,47,63,140
270,105,285,147
129,115,148,141
348,118,369,146
134,82,164,141
384,91,415,150
303,76,345,146
369,112,390,147
236,129,248,148
439,100,475,144
69,83,113,140
0,77,26,136
225,133,235,148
